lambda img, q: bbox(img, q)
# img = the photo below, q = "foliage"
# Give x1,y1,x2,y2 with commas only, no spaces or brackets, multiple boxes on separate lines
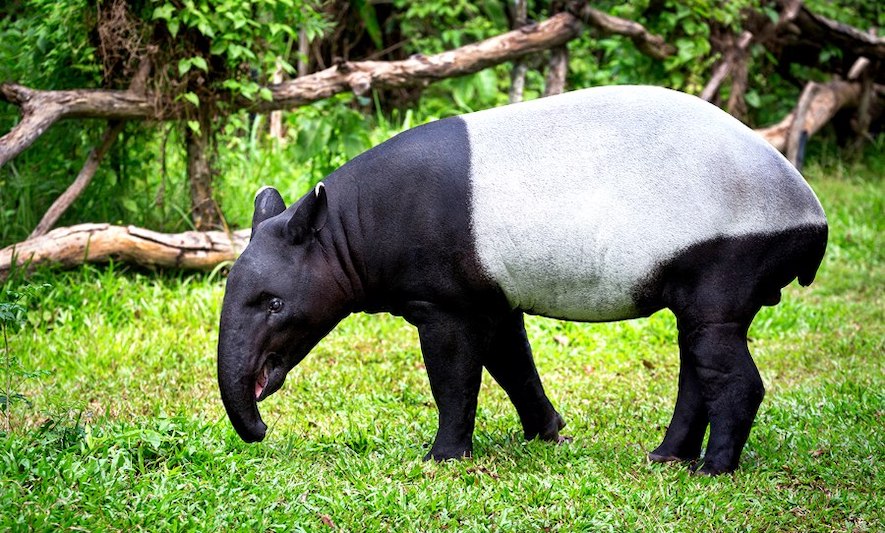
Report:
0,1,882,248
148,0,330,108
0,283,50,432
0,163,882,529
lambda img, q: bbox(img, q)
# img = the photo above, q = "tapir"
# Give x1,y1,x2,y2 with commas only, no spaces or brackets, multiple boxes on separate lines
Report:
217,85,827,475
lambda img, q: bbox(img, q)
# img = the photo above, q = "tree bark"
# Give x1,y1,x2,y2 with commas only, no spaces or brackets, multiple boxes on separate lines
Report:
268,59,286,141
700,31,753,103
545,45,569,96
0,223,249,281
185,107,222,230
572,4,675,60
755,79,870,154
508,0,529,104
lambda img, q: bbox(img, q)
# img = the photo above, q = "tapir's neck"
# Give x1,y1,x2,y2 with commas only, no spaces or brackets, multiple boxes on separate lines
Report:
319,117,502,317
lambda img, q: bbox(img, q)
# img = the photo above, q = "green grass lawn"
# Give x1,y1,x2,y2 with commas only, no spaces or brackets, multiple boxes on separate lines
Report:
1,167,882,531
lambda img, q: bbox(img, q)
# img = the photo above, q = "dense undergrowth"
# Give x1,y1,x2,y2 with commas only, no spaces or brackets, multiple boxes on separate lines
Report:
0,157,881,530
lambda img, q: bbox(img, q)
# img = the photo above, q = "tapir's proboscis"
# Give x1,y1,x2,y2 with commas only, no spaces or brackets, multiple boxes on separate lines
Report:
217,86,827,475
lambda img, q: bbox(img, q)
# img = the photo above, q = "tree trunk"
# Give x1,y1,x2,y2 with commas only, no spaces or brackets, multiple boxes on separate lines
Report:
185,107,222,230
508,0,529,104
268,59,286,141
544,45,569,96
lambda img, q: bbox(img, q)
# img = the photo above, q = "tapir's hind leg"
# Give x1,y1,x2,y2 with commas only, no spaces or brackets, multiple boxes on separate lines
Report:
681,319,764,475
651,227,824,473
483,312,566,442
649,329,709,463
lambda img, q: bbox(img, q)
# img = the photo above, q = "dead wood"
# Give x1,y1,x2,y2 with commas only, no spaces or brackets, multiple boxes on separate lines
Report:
1,6,675,167
28,59,153,239
570,3,675,60
754,79,867,154
545,45,569,96
700,31,753,103
0,224,250,281
507,0,530,104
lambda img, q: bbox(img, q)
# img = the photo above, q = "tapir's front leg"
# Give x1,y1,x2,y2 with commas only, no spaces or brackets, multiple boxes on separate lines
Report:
483,311,566,442
412,305,489,461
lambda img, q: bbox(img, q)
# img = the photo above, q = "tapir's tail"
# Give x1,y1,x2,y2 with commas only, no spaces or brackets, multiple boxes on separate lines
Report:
796,224,828,287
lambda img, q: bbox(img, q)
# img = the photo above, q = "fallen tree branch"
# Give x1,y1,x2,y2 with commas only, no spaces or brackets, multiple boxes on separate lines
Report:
1,223,250,281
572,4,675,60
28,122,126,239
1,5,675,167
28,59,153,239
0,84,154,167
754,79,869,153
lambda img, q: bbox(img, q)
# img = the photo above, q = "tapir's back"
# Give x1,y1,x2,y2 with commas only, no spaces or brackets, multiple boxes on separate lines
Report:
462,85,826,321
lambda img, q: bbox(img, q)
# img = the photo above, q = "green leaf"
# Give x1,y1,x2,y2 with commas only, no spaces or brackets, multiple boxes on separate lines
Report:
178,58,192,76
168,19,180,38
191,56,208,72
151,5,175,21
745,90,761,108
187,120,201,134
183,92,200,107
121,198,139,213
210,40,228,55
258,88,273,102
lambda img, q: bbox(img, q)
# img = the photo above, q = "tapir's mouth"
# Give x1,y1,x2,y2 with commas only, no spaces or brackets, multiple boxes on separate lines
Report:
255,364,269,399
254,353,288,402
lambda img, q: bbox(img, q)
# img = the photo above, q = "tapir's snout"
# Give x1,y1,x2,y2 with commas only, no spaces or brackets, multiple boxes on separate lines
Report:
232,409,267,443
217,314,269,443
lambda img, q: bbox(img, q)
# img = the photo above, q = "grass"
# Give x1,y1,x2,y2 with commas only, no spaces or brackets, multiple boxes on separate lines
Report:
0,163,882,531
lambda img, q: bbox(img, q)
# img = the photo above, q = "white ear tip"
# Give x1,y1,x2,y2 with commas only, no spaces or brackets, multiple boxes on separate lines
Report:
314,182,325,196
255,185,274,200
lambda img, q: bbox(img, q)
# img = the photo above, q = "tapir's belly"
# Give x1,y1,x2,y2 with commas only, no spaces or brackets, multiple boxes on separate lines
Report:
463,86,826,321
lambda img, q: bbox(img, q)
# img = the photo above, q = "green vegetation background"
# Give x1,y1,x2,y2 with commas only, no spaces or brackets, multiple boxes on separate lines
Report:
1,1,882,530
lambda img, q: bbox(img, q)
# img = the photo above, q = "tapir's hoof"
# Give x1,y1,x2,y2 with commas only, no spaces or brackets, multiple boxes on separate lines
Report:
424,448,472,462
528,412,568,442
648,452,684,463
553,435,572,445
648,444,700,464
692,461,736,476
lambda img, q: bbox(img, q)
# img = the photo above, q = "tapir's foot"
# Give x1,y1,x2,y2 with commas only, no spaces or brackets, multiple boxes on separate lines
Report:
691,458,738,476
525,411,567,442
648,449,699,464
424,444,472,462
648,440,702,464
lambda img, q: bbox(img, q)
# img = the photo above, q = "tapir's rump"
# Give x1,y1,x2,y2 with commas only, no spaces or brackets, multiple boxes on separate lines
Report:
460,86,826,321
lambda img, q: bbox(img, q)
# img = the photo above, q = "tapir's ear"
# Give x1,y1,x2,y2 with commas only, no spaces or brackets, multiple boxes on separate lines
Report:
287,182,328,244
252,186,287,235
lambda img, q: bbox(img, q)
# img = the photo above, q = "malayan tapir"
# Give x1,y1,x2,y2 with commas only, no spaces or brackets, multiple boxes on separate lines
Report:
217,85,827,475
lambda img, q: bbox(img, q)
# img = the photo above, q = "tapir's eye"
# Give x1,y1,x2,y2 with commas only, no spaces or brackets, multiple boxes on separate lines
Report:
267,297,284,314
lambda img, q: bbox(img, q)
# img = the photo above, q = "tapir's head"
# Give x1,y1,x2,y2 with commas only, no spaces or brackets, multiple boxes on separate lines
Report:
217,184,348,442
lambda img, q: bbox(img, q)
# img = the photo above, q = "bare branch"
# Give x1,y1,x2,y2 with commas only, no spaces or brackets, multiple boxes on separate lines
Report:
1,224,250,281
28,58,153,238
28,122,126,239
700,31,753,102
571,4,675,60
